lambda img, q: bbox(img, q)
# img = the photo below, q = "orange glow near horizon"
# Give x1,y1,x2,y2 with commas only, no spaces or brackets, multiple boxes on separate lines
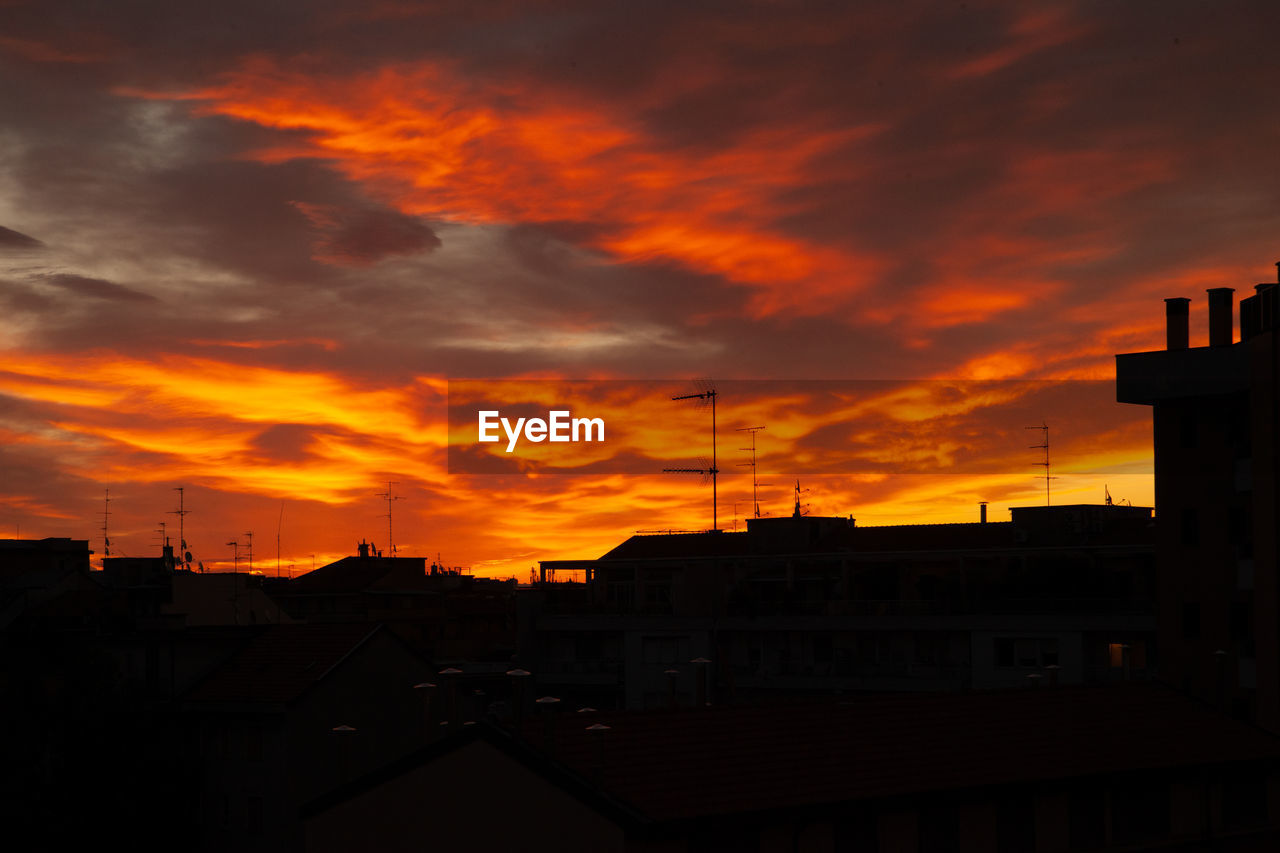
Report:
1,345,1157,577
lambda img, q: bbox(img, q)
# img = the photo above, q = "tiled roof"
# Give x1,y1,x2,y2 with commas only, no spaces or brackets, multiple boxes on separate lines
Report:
184,622,380,706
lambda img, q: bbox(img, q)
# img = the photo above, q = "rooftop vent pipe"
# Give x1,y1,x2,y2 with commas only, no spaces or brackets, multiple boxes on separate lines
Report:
1207,287,1234,347
1165,297,1190,350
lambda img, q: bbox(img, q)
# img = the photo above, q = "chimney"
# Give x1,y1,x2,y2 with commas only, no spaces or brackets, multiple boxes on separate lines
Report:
1207,287,1234,346
358,540,370,558
1164,298,1190,350
979,501,988,524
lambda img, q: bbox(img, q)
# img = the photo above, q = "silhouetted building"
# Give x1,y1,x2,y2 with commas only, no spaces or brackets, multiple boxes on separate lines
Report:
1117,266,1280,731
301,683,1280,852
0,537,94,627
185,622,434,852
528,504,1155,709
265,543,516,664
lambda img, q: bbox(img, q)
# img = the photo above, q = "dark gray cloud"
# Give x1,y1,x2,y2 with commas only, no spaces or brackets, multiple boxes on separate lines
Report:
0,225,43,248
41,273,157,302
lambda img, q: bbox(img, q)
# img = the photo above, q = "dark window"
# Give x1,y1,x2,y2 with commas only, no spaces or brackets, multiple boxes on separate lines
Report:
1183,603,1201,640
995,637,1058,668
690,823,758,853
996,638,1015,667
1223,767,1268,829
1112,779,1170,845
1230,404,1251,457
246,796,262,836
245,724,263,762
813,634,834,664
919,804,960,853
1231,600,1254,655
644,583,671,608
1068,788,1105,850
834,806,878,853
998,794,1036,853
1230,506,1253,557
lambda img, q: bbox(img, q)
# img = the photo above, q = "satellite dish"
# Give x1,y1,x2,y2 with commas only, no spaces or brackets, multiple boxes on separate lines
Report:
184,551,193,563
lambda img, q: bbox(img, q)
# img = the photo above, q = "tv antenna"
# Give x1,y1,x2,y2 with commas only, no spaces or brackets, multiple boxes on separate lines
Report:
277,502,284,578
156,521,168,550
227,539,239,573
736,425,767,519
792,480,810,517
1025,422,1057,505
244,530,254,572
667,381,719,531
101,489,111,558
377,481,403,555
169,487,190,568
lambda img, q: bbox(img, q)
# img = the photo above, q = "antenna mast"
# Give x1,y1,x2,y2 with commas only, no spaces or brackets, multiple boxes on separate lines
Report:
669,382,719,531
793,480,810,517
101,489,111,559
244,530,254,572
277,502,284,578
377,481,403,555
736,425,766,519
1025,422,1057,506
169,487,189,568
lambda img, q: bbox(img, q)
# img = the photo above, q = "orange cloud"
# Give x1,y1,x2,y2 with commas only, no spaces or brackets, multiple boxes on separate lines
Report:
123,60,887,317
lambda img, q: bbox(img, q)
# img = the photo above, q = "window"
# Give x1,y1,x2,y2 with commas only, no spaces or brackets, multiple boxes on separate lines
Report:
995,637,1058,668
919,803,960,853
1223,767,1268,829
607,582,635,610
1182,602,1201,640
245,724,263,762
998,794,1035,853
642,636,689,664
246,796,263,836
813,634,834,665
834,806,878,852
644,583,672,609
1112,779,1170,844
1068,788,1105,850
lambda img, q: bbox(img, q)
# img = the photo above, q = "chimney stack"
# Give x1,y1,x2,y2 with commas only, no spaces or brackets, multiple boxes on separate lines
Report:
1164,298,1190,350
1207,287,1234,347
979,501,988,524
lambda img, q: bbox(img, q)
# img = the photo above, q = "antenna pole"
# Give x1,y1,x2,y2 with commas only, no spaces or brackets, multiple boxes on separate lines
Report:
244,531,254,573
169,487,189,568
101,489,111,560
671,386,719,531
277,503,283,578
1025,422,1056,506
712,391,716,532
377,481,402,556
737,426,766,518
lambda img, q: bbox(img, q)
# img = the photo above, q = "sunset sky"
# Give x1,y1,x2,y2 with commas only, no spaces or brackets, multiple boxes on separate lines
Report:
2,1,1278,577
